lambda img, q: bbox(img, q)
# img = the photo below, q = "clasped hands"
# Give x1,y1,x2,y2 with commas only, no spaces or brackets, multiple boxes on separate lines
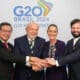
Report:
29,57,56,72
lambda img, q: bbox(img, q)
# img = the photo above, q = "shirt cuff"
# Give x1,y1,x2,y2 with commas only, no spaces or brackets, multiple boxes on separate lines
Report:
26,56,31,67
55,60,59,67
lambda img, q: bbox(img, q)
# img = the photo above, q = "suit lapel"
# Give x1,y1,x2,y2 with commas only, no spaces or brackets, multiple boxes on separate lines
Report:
0,40,13,52
74,38,80,48
67,39,74,54
70,38,80,50
23,36,32,55
0,41,4,48
32,37,38,56
8,43,13,52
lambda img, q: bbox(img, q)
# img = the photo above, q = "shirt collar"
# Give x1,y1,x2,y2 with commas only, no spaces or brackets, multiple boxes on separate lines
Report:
73,37,80,46
73,37,80,41
27,36,35,41
0,39,8,43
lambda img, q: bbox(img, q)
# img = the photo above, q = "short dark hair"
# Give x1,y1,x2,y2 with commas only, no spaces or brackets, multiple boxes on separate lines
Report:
70,19,80,27
47,24,58,32
0,22,12,30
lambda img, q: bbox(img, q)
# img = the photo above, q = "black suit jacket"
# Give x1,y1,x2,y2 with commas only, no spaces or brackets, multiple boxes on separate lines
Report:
58,38,80,80
0,41,26,80
13,35,45,80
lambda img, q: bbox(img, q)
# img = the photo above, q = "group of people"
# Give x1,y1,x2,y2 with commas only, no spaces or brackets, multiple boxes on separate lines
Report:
0,18,80,80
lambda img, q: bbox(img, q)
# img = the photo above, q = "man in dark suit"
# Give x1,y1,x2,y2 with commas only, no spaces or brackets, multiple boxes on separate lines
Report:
0,22,28,80
14,22,45,80
45,19,80,80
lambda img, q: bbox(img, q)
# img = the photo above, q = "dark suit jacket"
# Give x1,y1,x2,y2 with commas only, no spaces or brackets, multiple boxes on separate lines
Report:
13,35,45,80
0,40,26,80
58,38,80,80
43,40,68,80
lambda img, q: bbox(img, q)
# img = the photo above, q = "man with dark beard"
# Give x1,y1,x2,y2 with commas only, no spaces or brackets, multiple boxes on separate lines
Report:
45,19,80,80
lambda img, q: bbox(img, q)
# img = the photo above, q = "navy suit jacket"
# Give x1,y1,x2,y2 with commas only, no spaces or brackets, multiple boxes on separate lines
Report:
43,40,68,80
14,35,45,80
58,38,80,80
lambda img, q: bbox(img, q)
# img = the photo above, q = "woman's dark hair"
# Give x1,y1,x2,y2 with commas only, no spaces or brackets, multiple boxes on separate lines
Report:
47,24,58,32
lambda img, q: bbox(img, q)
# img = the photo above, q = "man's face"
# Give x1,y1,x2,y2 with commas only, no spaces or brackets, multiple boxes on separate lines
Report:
71,22,80,38
26,23,39,39
0,25,12,42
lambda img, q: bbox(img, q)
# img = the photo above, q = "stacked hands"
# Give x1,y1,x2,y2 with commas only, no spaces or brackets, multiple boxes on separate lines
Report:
29,57,56,72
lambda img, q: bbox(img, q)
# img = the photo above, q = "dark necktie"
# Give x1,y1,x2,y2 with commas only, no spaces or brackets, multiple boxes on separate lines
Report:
3,42,8,49
29,40,34,55
48,45,56,58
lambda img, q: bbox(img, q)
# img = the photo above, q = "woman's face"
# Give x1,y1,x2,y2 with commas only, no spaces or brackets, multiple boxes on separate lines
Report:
47,26,58,40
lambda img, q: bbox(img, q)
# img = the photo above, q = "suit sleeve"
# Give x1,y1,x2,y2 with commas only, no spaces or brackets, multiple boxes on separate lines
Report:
0,45,26,64
57,42,80,66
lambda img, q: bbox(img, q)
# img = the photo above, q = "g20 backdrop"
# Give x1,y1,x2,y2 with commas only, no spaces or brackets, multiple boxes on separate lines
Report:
0,0,80,44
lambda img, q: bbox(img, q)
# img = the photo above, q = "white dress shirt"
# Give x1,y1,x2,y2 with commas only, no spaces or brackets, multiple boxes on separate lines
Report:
26,36,35,67
73,37,80,46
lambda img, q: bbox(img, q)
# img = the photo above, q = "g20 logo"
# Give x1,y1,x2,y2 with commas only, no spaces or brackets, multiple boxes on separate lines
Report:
13,6,43,16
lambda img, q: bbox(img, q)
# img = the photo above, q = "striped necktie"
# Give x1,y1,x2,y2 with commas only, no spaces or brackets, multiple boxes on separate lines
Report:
29,40,34,54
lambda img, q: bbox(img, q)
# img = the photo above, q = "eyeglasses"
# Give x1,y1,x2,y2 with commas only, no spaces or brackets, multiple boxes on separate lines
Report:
0,29,12,33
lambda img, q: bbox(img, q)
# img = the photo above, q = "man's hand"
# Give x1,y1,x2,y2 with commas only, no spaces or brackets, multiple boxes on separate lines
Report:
29,57,39,63
29,57,47,71
32,65,43,72
29,57,56,71
45,58,56,67
32,59,47,71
